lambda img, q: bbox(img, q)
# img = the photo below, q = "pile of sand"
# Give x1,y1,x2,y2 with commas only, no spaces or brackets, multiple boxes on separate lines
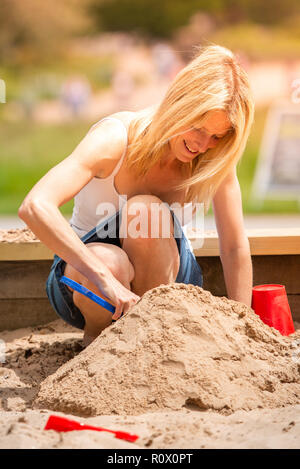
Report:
35,284,300,417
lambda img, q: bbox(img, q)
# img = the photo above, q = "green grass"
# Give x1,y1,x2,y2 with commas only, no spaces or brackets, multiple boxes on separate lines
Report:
0,119,93,215
1,107,299,217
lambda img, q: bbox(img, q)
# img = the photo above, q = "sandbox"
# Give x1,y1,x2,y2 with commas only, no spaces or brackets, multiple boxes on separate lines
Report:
0,228,300,449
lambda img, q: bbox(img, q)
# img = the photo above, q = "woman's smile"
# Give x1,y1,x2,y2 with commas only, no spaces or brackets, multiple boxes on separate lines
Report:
183,140,199,155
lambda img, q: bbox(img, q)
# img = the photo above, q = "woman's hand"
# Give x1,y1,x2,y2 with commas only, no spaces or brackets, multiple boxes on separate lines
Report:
95,270,140,320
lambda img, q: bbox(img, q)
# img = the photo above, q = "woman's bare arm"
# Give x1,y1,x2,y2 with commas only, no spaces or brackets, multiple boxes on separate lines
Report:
212,167,253,307
18,118,139,316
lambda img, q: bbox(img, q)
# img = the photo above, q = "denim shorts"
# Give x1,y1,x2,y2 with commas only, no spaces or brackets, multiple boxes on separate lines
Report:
46,209,203,330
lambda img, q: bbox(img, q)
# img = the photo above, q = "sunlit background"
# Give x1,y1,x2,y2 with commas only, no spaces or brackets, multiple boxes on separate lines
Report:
1,0,299,229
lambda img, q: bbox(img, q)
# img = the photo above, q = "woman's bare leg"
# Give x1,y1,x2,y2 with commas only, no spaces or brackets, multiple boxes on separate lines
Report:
120,195,180,296
64,242,134,345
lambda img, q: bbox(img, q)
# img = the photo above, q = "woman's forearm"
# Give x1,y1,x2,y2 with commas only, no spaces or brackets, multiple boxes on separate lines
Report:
18,199,110,284
220,245,253,307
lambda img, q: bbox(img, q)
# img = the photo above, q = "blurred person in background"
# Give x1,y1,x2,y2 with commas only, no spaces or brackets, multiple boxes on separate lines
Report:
112,69,135,111
61,75,91,117
19,45,254,346
151,42,182,81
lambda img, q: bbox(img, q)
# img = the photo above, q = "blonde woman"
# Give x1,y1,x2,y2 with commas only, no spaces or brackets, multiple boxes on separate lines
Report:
19,45,255,345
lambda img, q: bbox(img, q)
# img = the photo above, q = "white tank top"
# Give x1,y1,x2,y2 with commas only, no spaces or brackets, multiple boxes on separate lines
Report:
69,117,195,248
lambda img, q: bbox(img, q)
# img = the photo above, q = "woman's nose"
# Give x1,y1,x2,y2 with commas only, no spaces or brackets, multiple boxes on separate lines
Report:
196,132,211,152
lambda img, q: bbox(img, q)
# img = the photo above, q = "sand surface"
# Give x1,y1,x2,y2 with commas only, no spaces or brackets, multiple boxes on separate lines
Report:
0,228,38,243
1,284,300,449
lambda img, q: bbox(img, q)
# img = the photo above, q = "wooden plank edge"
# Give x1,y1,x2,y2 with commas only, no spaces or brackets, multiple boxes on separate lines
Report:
0,229,300,260
0,242,55,261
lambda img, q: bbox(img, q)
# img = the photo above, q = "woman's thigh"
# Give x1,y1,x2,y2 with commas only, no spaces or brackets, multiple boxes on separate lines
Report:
64,242,134,290
46,241,134,331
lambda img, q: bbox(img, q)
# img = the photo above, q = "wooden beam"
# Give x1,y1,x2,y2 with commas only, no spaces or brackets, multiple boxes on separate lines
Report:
199,255,300,296
288,295,300,323
1,228,299,260
0,261,53,299
191,228,300,257
0,242,54,261
0,298,57,331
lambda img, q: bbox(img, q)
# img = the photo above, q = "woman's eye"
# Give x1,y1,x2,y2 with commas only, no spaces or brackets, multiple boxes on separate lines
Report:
191,128,223,140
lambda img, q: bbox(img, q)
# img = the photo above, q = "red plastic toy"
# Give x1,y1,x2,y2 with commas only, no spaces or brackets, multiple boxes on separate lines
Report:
44,414,139,443
252,284,295,336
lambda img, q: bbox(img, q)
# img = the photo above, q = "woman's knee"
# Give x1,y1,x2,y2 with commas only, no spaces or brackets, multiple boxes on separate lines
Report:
86,242,135,285
120,194,174,240
64,242,135,292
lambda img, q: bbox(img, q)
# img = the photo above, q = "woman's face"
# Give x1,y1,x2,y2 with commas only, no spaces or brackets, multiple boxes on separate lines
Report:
168,110,233,164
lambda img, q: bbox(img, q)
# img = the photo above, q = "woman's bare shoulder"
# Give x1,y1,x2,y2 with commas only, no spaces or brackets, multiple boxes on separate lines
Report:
87,112,137,178
108,110,137,130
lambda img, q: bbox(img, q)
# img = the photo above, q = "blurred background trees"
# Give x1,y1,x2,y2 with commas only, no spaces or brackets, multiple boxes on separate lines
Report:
1,0,300,65
92,0,300,38
1,0,299,216
0,0,94,65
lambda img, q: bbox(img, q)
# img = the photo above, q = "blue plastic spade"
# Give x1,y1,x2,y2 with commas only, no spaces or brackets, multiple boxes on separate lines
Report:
60,275,116,314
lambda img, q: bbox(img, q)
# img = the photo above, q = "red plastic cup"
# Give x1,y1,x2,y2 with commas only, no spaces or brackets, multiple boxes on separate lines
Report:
252,284,295,336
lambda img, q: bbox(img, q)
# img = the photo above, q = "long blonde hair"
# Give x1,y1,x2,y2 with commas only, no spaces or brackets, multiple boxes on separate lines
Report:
126,44,255,211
